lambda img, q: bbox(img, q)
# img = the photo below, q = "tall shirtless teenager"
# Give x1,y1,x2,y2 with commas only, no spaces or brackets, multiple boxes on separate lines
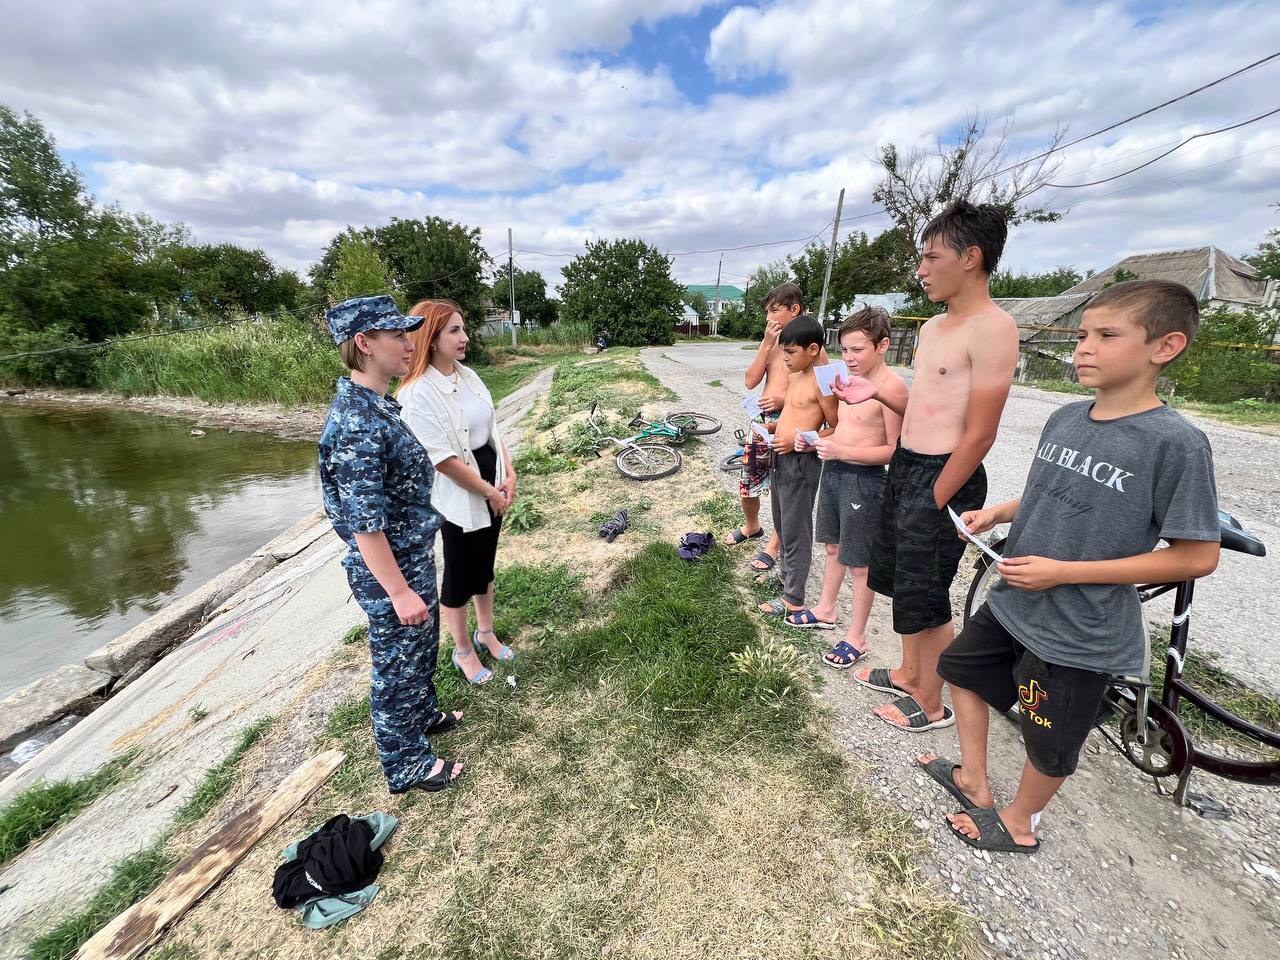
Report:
833,200,1019,732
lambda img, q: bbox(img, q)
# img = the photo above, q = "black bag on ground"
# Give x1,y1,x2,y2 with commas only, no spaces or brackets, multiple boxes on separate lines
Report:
272,814,383,908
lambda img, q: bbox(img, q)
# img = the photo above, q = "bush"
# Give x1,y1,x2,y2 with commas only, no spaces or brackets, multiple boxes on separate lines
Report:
1167,307,1280,403
0,321,100,386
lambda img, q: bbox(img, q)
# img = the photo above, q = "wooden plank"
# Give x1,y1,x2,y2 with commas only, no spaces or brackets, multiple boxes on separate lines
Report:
76,749,346,960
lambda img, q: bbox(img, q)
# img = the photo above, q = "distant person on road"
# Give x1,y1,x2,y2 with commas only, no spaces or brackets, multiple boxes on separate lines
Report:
919,280,1221,853
317,295,463,795
795,307,906,666
755,315,838,621
399,300,517,687
831,200,1018,733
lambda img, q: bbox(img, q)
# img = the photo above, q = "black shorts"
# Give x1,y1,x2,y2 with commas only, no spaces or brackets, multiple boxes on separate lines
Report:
439,445,502,608
938,604,1110,778
814,462,887,568
868,445,986,635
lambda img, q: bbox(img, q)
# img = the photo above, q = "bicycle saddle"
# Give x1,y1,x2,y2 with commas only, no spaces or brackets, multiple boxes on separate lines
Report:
1218,510,1266,557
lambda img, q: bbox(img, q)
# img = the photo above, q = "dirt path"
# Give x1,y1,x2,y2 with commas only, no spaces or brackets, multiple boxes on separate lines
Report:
643,342,1280,960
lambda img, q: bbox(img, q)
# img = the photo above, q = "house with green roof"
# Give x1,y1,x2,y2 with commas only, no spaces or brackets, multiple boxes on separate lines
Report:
682,283,744,323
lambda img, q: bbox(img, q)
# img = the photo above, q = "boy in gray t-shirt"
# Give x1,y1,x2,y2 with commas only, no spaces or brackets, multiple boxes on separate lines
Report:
919,280,1222,854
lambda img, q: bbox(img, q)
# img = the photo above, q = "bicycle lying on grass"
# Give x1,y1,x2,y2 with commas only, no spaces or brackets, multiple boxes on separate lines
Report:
964,511,1274,815
586,402,720,479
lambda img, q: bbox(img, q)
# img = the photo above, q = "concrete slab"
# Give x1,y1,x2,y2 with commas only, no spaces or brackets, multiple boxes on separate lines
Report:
0,666,113,752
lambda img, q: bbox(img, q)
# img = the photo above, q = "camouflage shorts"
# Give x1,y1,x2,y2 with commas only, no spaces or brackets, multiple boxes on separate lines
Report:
739,410,780,498
868,446,986,635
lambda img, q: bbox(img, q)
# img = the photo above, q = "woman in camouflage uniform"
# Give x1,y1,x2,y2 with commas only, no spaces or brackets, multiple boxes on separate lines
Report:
317,295,464,794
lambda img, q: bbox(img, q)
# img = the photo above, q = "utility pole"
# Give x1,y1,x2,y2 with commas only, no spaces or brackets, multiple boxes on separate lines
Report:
508,228,517,347
712,254,723,337
816,188,845,330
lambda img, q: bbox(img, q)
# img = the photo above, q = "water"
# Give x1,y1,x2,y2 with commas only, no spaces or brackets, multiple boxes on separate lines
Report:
0,404,320,697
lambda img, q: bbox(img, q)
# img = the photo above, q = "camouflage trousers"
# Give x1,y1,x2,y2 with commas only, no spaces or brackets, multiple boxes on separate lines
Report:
346,553,444,792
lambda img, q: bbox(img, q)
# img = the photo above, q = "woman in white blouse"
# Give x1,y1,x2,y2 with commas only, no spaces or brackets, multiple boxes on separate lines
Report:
398,300,517,685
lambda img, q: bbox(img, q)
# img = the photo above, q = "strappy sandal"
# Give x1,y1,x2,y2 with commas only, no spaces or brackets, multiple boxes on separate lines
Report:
389,759,465,795
425,710,463,737
452,647,492,685
474,628,514,662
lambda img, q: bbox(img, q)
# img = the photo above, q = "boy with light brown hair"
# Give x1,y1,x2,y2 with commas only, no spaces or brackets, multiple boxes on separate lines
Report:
791,308,907,668
833,199,1019,732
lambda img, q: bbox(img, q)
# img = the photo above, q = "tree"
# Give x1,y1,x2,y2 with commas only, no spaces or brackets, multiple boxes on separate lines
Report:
168,243,304,318
0,104,89,248
742,259,792,321
312,216,492,327
491,263,558,327
325,229,398,306
558,238,684,346
785,227,922,322
873,114,1066,261
685,291,711,327
1246,203,1280,281
989,267,1083,299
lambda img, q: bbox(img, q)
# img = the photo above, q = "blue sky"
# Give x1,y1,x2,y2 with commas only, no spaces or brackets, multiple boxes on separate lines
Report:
2,0,1277,290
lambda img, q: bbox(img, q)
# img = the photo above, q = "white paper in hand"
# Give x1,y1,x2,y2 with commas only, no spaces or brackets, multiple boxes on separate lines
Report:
740,394,763,419
947,507,1005,564
750,421,773,441
796,429,820,446
814,361,847,396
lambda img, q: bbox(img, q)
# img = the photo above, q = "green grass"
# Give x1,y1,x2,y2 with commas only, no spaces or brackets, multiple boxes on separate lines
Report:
707,379,723,387
513,447,575,476
25,842,177,960
1022,377,1093,396
474,349,580,404
172,717,275,827
0,749,140,871
186,704,208,724
341,624,368,645
694,489,742,532
503,497,545,533
1176,397,1280,429
545,350,674,415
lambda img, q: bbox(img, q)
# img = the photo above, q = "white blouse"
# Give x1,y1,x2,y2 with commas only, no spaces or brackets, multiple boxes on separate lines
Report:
398,364,507,533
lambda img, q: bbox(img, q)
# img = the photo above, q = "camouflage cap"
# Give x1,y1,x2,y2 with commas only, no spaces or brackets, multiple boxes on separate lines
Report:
326,295,423,345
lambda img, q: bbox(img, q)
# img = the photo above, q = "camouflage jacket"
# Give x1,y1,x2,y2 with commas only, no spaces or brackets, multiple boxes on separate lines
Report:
318,377,443,568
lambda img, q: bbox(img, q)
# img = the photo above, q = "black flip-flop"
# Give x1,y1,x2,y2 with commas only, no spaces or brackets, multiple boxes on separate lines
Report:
726,527,764,546
877,694,955,732
854,666,907,696
917,757,979,809
425,711,463,737
948,807,1040,854
390,758,465,795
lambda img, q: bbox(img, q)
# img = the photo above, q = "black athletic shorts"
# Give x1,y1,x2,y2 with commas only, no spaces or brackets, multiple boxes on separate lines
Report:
938,603,1110,778
868,445,986,635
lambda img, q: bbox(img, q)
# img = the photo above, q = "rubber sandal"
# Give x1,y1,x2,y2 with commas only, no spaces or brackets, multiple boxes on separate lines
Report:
948,807,1040,854
451,647,492,685
784,608,836,630
917,757,979,809
389,759,465,795
425,710,463,737
748,551,776,572
876,694,955,733
758,599,788,616
822,641,868,670
854,666,908,696
725,527,764,546
474,628,514,662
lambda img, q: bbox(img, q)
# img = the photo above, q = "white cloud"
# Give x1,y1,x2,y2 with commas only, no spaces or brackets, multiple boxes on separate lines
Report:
1,0,1276,288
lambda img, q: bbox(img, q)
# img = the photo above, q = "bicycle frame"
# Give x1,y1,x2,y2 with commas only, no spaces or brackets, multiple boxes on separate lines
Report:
585,403,658,455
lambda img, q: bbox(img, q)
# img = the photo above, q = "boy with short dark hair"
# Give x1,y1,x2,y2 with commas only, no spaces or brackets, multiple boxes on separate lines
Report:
726,282,808,577
756,315,839,618
919,279,1221,853
834,199,1020,732
793,308,908,663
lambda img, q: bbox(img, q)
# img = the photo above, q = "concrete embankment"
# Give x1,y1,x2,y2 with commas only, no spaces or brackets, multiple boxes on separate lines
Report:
0,368,551,954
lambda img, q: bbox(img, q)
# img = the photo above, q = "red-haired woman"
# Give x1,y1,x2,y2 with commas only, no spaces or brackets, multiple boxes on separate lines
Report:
398,300,517,685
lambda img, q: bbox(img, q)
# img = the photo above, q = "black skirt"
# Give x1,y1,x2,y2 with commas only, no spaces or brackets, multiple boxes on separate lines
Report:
439,444,502,608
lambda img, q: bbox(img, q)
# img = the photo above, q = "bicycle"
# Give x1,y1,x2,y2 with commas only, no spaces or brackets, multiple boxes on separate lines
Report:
719,429,749,472
963,511,1274,813
586,403,721,480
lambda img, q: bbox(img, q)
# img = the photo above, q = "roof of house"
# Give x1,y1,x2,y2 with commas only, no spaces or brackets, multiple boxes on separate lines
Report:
684,284,744,301
993,294,1093,343
1062,246,1273,305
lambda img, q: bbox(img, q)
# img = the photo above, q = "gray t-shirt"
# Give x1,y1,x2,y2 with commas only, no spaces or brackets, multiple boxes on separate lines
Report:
987,401,1219,676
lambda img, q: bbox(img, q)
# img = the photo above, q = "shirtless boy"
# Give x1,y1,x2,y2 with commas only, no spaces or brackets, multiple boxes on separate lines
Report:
790,308,907,667
726,282,805,577
833,199,1019,732
757,315,839,618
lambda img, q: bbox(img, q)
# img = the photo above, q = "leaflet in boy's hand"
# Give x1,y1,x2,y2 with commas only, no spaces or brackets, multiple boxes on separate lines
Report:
750,421,772,441
796,429,821,446
947,507,1005,564
740,394,763,419
814,361,847,396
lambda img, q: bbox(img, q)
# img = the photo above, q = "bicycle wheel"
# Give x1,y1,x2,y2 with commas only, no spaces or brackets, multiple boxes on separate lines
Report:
663,411,722,435
616,443,683,480
962,538,1008,625
719,450,745,472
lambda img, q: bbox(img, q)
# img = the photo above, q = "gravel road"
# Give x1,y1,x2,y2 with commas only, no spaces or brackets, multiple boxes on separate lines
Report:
643,341,1280,960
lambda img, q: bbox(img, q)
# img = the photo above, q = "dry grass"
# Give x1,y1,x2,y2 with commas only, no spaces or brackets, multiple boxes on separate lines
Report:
136,355,973,960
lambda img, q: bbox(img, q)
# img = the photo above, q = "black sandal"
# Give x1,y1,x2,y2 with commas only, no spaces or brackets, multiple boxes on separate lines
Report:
390,759,465,794
425,710,463,737
948,807,1040,854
